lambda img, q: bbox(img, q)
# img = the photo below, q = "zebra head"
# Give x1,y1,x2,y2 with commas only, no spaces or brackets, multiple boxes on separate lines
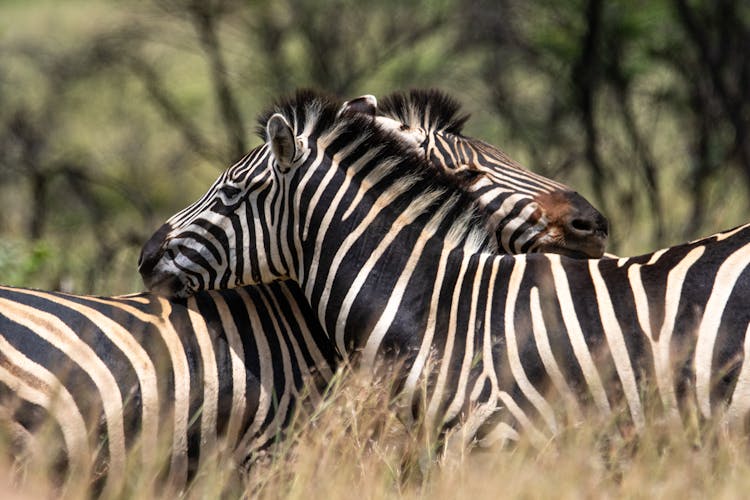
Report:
140,90,606,298
138,140,287,297
340,90,608,258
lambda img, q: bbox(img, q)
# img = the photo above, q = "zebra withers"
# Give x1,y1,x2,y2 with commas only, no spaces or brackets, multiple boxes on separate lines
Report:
140,89,750,449
0,282,336,495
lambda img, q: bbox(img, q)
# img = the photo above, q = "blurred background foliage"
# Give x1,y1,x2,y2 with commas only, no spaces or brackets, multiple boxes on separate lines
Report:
0,0,748,294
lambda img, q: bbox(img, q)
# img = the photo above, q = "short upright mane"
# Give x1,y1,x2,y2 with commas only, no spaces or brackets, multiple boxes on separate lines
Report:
255,88,342,139
255,89,473,193
254,89,494,253
378,89,470,135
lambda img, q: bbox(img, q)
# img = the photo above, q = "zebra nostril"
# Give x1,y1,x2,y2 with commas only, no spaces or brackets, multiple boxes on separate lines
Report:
562,191,609,238
570,218,595,233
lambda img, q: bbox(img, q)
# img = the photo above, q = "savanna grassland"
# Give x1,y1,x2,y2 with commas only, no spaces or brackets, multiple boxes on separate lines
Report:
3,368,750,499
2,1,750,498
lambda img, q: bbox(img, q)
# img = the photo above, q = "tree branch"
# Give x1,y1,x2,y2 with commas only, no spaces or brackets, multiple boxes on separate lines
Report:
186,0,246,159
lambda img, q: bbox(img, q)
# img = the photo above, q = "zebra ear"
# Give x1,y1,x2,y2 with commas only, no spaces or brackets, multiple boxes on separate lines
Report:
266,113,296,170
338,95,377,118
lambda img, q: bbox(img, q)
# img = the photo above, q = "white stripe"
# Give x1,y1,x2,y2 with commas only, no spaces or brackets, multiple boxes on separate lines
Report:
529,286,583,423
707,223,749,243
233,288,275,457
210,294,247,453
84,296,191,486
331,188,441,356
278,283,334,381
0,335,91,474
319,168,419,334
401,246,455,424
361,205,453,368
498,391,547,446
243,289,295,449
443,254,488,422
503,258,558,433
251,206,272,282
498,203,540,250
646,248,669,266
588,261,645,430
0,296,127,493
279,177,296,281
628,247,703,422
695,244,750,417
425,254,471,426
340,156,396,222
13,289,160,466
186,297,219,464
547,254,611,415
511,219,546,251
264,175,286,276
295,138,331,254
723,324,750,430
477,421,520,448
304,147,381,298
266,285,323,405
480,261,501,400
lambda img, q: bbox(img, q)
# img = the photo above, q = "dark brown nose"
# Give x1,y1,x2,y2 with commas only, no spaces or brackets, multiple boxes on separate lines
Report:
535,190,609,258
563,192,609,240
560,191,608,257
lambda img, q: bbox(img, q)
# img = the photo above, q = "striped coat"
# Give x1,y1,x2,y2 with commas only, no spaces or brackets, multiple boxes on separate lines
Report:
0,282,335,494
141,90,750,451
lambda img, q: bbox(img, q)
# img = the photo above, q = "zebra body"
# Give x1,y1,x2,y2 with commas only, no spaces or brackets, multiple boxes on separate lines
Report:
0,282,336,494
140,90,750,450
382,221,750,445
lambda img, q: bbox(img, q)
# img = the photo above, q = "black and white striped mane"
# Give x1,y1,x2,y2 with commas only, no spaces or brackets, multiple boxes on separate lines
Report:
379,89,470,135
254,89,496,252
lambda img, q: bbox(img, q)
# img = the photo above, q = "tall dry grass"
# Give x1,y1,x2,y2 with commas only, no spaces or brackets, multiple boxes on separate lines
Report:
3,368,750,499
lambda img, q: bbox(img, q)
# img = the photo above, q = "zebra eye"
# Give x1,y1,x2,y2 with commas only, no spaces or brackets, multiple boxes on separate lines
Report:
220,186,242,199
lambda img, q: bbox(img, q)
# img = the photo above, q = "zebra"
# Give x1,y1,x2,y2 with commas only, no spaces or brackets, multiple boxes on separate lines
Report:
0,90,608,493
0,281,337,496
139,89,750,451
